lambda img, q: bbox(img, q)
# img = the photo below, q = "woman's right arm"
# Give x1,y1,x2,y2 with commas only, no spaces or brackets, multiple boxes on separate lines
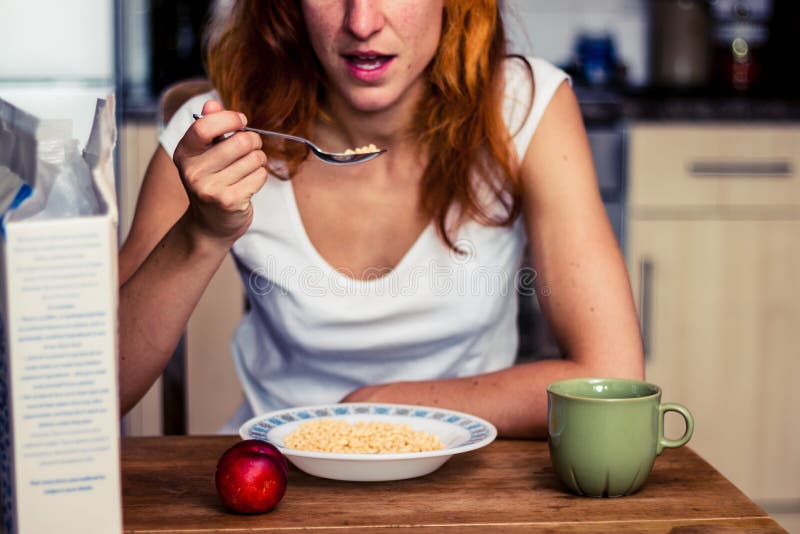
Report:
118,100,268,414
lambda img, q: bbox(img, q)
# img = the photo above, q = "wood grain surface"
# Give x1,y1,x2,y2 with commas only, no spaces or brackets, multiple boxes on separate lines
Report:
122,436,785,533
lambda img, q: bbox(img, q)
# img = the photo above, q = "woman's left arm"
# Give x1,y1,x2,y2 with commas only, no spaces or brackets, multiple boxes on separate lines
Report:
343,82,644,438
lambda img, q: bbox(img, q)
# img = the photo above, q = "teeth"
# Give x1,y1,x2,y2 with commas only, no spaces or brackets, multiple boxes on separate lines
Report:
350,55,386,70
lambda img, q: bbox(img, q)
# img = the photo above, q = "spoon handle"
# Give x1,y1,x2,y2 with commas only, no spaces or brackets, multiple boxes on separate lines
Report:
241,126,310,147
192,114,310,148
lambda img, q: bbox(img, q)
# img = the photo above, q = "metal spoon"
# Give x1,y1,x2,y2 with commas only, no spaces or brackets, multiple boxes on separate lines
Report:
192,114,385,166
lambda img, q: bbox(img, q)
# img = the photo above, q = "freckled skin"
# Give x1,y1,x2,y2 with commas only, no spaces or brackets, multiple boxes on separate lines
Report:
300,0,444,114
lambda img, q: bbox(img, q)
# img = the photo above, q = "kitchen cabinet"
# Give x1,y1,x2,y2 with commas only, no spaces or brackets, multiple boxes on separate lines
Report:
118,120,244,436
626,123,800,505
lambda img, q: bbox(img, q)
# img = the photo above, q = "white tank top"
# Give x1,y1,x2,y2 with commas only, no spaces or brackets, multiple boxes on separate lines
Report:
159,57,569,432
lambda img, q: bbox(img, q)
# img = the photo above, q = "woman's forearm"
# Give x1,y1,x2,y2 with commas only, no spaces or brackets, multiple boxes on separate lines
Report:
118,212,231,414
341,356,643,439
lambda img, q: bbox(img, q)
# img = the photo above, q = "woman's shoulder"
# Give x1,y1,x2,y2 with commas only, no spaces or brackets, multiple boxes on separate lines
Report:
504,56,569,89
502,56,571,160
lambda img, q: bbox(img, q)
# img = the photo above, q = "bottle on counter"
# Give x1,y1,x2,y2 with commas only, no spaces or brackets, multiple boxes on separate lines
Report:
651,0,713,89
710,0,774,93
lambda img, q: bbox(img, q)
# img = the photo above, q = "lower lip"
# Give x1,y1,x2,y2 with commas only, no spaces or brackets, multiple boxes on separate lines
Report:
344,56,395,83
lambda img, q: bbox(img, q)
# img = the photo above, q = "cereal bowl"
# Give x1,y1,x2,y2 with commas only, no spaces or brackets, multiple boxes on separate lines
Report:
239,403,497,481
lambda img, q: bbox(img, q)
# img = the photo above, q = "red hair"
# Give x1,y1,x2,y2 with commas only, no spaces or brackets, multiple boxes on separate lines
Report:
206,0,528,250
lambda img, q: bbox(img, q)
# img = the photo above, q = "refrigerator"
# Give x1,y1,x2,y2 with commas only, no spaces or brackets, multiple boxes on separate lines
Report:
0,0,116,146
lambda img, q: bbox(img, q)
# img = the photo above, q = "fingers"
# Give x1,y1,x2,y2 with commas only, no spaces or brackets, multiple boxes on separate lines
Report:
182,131,263,180
181,136,268,201
176,100,265,184
192,166,268,214
215,147,268,186
202,100,224,116
182,142,267,198
205,131,263,173
181,102,247,154
225,167,270,211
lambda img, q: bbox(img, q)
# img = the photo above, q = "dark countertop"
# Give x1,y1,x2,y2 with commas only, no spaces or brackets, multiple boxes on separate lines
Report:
121,86,800,125
575,85,800,125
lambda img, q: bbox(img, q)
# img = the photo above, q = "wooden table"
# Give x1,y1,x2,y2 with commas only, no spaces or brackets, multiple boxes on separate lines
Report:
122,436,784,533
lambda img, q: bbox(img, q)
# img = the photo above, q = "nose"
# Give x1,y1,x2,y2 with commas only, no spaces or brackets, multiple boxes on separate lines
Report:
345,0,385,40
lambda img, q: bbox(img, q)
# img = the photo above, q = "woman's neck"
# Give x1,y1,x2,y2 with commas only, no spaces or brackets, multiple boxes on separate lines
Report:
315,79,427,154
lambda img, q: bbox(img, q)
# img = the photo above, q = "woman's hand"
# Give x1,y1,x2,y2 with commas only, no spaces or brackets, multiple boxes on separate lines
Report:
173,100,268,246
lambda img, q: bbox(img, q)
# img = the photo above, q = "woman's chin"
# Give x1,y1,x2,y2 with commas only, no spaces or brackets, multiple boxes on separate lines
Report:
338,85,413,115
346,96,397,114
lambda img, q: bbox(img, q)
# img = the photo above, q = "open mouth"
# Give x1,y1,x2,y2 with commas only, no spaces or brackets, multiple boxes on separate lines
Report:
344,54,395,71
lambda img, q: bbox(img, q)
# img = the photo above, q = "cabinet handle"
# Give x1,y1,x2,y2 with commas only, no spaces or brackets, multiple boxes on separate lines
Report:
639,259,654,361
688,161,793,177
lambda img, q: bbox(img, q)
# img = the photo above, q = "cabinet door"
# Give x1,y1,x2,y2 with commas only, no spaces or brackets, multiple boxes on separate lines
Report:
628,218,800,502
628,125,800,210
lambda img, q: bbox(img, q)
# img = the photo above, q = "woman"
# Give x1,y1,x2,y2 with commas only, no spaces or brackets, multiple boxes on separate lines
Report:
119,0,643,438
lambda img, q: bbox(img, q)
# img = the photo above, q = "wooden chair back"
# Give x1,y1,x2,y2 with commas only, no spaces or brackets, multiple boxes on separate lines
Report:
158,78,213,126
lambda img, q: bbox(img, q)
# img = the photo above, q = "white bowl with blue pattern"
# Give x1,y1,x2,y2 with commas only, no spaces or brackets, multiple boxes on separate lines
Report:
239,403,497,481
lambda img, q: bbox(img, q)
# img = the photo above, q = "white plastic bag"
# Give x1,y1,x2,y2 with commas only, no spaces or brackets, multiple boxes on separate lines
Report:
0,97,108,224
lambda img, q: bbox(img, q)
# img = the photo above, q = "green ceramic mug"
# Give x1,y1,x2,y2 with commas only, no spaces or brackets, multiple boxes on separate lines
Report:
546,377,693,498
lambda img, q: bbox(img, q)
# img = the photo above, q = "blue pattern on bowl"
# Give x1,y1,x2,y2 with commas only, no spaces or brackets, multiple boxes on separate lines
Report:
244,404,493,450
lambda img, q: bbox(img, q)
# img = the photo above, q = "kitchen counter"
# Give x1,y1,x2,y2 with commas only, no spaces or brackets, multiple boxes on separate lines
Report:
122,84,800,125
574,86,800,124
121,436,784,533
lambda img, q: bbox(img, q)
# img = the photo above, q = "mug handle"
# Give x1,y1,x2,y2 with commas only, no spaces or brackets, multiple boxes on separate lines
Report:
657,403,694,454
